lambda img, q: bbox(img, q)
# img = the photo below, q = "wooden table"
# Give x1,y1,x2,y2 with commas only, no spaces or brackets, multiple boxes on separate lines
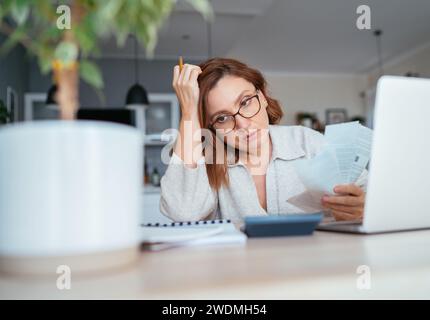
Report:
1,230,430,299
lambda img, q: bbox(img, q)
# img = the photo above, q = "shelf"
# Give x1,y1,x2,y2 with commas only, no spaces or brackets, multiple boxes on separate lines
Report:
144,133,177,146
143,184,161,194
144,140,170,146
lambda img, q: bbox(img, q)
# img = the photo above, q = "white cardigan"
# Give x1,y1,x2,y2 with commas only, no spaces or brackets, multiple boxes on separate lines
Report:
160,125,367,222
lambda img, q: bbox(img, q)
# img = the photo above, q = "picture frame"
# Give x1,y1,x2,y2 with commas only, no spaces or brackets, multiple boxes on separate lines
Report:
6,86,19,122
296,112,316,128
325,108,347,125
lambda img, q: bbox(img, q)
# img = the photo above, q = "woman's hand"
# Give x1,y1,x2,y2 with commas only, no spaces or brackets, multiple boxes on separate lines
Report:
321,184,365,221
172,63,204,167
172,63,202,119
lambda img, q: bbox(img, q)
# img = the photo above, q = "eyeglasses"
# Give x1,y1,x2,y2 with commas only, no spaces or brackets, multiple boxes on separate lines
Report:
209,90,261,134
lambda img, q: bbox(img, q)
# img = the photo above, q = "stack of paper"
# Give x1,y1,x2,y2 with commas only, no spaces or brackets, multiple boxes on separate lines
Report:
140,221,247,251
324,121,373,184
288,121,372,210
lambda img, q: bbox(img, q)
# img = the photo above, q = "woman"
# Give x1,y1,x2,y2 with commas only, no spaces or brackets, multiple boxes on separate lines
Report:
160,58,367,222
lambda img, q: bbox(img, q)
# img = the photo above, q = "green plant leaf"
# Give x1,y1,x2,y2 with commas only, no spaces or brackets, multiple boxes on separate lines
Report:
137,23,158,59
0,0,214,93
75,25,96,56
38,56,52,74
80,60,104,89
98,0,123,22
0,25,26,55
186,0,214,22
10,0,30,25
33,42,55,73
93,87,106,107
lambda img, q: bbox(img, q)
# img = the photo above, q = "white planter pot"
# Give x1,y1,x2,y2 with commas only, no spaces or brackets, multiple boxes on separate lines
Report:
0,120,143,275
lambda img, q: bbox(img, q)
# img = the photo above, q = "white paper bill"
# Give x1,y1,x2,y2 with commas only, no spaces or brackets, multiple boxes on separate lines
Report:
289,121,372,211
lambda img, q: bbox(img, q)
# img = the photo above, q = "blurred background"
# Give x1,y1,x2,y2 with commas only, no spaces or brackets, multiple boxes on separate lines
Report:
1,0,429,218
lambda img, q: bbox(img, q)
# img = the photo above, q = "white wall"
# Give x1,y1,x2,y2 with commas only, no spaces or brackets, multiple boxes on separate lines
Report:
263,72,367,125
260,42,430,127
366,42,430,87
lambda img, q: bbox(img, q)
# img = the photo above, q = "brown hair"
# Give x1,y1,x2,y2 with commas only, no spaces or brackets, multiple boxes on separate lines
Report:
197,58,283,190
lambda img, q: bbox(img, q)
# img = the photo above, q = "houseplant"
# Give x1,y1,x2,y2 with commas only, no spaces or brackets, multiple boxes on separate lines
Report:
0,0,212,119
0,0,212,275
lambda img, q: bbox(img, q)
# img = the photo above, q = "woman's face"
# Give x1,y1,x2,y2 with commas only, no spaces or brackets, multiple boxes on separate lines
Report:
206,75,270,154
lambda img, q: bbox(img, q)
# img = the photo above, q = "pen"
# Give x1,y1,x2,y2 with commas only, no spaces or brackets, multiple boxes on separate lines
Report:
179,56,183,73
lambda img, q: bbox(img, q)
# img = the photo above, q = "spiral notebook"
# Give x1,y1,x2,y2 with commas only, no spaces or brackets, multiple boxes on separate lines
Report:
140,219,247,251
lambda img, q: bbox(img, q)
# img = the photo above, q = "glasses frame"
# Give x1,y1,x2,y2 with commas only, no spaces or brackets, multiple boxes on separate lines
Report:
209,90,262,134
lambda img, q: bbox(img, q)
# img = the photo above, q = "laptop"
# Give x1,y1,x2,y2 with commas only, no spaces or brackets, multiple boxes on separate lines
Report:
318,76,430,234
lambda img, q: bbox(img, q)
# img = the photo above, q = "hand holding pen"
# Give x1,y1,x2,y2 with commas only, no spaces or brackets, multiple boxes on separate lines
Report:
172,56,202,119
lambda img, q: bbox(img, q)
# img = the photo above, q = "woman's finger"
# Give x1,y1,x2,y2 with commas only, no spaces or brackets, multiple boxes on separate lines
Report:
178,63,188,83
184,65,201,83
323,203,363,216
189,68,202,83
178,63,187,84
179,64,196,84
331,209,357,221
333,184,363,196
172,65,180,87
322,195,362,206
